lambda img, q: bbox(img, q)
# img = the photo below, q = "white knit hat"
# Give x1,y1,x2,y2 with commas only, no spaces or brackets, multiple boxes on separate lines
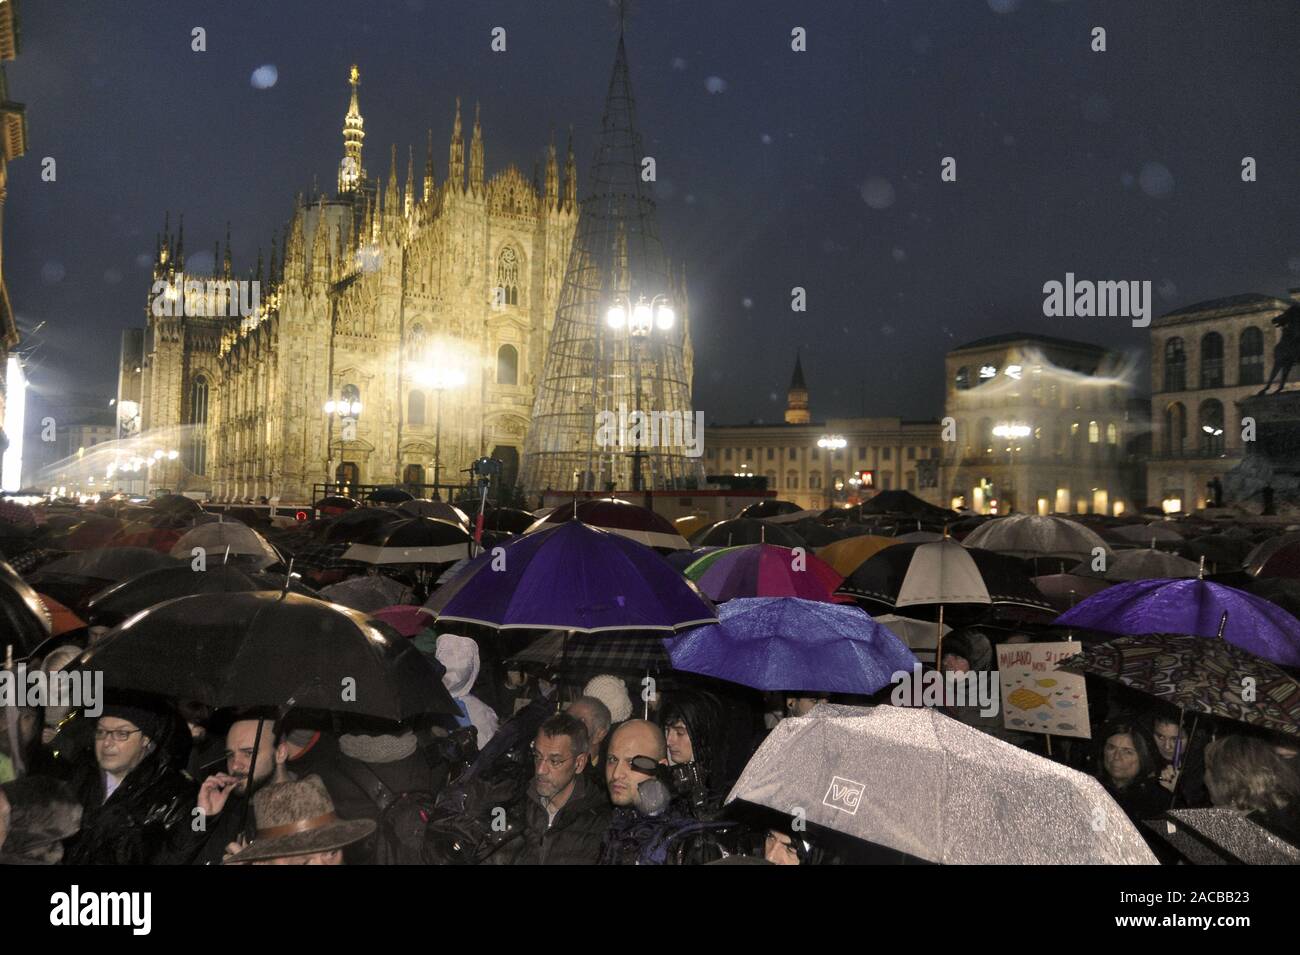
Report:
583,674,633,723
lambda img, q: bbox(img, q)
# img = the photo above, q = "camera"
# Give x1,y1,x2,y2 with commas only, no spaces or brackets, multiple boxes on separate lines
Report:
469,457,502,480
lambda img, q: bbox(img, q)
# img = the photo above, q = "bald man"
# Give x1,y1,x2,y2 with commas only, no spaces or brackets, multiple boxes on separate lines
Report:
604,720,668,809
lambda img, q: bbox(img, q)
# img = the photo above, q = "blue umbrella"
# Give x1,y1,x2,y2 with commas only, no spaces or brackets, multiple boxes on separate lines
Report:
1055,578,1300,668
663,596,918,693
423,521,717,633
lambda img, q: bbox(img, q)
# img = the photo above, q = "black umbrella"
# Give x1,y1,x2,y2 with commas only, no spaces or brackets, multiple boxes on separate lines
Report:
836,540,1052,622
481,507,537,535
691,518,803,548
84,564,318,627
318,507,407,544
367,486,415,505
78,591,458,721
505,628,672,680
27,548,184,612
148,494,205,517
0,560,52,659
736,499,804,519
860,490,957,521
342,517,474,565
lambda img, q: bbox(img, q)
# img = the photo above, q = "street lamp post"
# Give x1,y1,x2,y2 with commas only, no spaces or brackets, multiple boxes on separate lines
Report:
412,365,467,494
817,434,846,510
992,423,1030,513
606,293,675,492
324,389,363,494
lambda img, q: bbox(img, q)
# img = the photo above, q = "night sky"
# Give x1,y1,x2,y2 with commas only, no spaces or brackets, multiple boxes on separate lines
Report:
6,0,1300,426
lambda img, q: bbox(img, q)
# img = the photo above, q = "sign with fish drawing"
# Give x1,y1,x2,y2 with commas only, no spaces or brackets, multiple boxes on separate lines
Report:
995,642,1091,739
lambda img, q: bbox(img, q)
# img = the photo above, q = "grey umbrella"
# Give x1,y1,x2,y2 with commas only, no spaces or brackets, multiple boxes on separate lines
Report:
1144,808,1300,865
963,515,1113,562
726,703,1157,864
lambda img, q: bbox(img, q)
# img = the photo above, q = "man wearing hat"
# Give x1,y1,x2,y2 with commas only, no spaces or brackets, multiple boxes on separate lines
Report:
65,702,203,865
223,775,374,865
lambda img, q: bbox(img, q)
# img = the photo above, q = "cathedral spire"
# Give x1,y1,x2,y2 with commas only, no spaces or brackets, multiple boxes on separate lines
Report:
448,97,464,191
423,128,435,202
311,198,331,285
563,125,577,210
223,221,232,278
268,232,278,291
544,128,559,209
469,100,484,196
338,64,366,195
404,144,415,218
384,143,400,225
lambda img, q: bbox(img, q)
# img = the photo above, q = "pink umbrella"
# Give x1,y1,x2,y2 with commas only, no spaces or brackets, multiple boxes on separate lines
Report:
370,604,432,637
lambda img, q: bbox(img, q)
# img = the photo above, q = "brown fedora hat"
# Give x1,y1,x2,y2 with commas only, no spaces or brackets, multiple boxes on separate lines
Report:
223,775,375,864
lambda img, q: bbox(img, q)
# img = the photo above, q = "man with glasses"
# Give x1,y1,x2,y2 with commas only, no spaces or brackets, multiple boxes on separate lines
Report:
490,713,610,865
65,703,203,865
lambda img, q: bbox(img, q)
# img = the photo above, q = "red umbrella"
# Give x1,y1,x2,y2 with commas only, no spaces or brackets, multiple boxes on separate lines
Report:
62,516,126,551
370,604,432,637
1250,537,1300,581
526,498,688,551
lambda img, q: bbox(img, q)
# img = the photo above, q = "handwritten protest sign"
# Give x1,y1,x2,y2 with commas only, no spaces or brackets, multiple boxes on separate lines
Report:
995,641,1090,739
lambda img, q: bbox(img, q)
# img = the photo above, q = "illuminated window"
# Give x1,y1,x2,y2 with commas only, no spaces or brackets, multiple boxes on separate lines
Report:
1088,421,1100,443
1106,423,1118,445
496,247,519,306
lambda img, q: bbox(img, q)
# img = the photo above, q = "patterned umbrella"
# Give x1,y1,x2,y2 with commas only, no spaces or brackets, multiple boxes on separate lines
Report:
506,628,671,678
1055,578,1300,668
664,597,917,694
683,543,850,603
1058,633,1300,738
426,521,717,633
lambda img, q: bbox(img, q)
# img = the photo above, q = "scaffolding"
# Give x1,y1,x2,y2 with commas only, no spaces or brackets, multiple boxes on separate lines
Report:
520,31,705,495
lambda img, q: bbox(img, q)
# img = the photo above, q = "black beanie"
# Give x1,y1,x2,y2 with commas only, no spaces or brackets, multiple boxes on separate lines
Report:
99,703,164,743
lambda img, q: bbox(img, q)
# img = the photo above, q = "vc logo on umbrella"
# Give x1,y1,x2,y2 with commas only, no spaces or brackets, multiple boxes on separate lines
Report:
823,775,866,814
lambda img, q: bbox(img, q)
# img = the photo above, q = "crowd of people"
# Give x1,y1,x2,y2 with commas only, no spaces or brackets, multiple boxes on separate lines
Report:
4,633,1299,865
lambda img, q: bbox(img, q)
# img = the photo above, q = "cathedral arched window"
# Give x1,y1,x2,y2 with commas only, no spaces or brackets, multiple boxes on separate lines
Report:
408,390,427,426
496,247,519,306
497,344,519,385
408,324,426,363
186,375,209,476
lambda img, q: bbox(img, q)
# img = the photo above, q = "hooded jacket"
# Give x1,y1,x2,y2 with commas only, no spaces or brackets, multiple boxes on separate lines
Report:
435,634,498,747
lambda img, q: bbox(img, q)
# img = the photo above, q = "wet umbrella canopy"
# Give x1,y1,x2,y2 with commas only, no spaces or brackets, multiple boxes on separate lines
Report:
78,591,458,721
727,704,1156,865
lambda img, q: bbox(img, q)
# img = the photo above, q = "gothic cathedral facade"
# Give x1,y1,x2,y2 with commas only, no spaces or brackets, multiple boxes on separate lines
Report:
131,67,579,502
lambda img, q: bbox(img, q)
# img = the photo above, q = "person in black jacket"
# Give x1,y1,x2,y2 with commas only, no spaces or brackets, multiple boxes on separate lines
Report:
490,713,610,865
315,728,450,865
63,703,203,865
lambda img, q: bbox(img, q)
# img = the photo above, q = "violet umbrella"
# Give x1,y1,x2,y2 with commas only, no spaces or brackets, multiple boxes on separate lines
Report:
424,520,716,633
663,596,917,694
1055,578,1300,668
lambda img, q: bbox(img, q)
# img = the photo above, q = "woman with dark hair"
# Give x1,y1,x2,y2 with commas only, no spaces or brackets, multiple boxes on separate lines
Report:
1204,735,1300,843
1094,722,1166,822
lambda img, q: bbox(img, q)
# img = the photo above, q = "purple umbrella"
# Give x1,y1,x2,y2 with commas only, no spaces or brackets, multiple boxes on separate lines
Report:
663,596,918,693
423,521,717,633
1055,578,1300,668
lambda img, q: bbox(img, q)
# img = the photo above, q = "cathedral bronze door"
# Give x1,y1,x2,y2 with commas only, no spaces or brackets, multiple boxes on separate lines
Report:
403,464,425,490
335,462,359,492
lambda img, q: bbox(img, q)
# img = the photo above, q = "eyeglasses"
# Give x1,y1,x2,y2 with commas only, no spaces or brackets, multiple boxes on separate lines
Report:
94,728,143,743
530,746,576,769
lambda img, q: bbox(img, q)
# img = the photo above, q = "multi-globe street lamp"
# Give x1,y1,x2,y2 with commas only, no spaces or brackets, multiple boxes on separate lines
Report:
606,293,675,491
817,434,846,508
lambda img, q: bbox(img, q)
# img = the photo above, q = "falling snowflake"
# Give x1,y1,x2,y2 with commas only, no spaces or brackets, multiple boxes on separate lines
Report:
880,323,897,336
741,297,753,309
704,76,727,94
250,65,278,90
860,177,896,210
760,133,772,144
1139,162,1175,199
